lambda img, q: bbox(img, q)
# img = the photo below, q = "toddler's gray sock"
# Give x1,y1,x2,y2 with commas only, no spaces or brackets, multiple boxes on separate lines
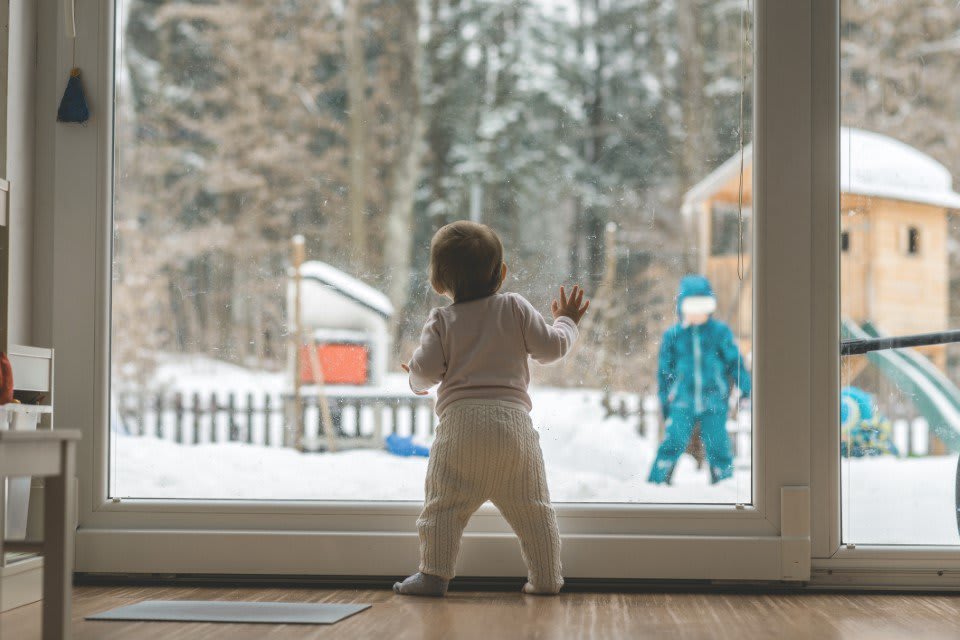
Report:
393,572,449,597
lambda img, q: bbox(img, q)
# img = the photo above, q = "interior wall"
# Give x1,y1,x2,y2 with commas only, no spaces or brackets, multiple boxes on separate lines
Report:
5,0,37,346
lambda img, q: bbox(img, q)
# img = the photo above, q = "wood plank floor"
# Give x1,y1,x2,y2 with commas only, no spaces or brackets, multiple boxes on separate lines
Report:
4,584,960,639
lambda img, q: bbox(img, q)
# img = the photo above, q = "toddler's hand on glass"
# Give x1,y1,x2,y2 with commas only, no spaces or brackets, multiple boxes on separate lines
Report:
551,285,590,324
400,362,429,395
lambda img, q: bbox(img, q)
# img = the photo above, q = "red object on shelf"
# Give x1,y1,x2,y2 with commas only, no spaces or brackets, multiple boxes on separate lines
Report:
0,352,13,404
299,343,369,385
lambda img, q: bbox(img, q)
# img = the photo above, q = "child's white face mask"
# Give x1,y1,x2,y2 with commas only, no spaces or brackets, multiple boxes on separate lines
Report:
681,296,716,326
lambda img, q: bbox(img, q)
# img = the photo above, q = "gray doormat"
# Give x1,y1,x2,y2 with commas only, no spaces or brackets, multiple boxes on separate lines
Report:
87,600,370,625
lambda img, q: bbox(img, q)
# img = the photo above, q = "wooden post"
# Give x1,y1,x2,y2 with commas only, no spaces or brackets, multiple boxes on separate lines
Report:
137,391,146,436
373,400,384,445
210,391,218,443
174,392,184,443
264,394,272,447
246,392,255,444
291,235,306,450
228,393,238,441
192,392,201,444
154,394,163,439
305,343,339,452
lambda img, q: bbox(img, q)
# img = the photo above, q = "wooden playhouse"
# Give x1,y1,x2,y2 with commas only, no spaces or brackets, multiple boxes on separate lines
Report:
683,127,960,368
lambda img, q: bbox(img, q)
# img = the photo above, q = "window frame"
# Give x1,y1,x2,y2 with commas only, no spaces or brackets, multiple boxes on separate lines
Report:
41,0,870,582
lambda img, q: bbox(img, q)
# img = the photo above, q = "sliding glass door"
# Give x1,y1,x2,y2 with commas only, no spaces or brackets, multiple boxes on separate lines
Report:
51,0,825,581
839,0,960,547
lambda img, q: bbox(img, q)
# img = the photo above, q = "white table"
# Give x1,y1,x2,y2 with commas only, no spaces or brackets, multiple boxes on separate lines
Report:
0,429,80,640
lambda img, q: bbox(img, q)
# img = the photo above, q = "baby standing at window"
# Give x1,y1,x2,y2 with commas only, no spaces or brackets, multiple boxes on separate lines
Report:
394,221,589,597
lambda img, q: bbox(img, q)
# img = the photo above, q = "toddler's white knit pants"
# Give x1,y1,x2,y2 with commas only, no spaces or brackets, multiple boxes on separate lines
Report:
417,399,564,593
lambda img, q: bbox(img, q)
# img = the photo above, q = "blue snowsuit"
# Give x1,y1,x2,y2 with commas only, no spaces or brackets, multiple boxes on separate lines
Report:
648,276,752,485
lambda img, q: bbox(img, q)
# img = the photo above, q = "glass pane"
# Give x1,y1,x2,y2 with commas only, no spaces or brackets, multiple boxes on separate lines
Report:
110,0,754,503
840,1,960,544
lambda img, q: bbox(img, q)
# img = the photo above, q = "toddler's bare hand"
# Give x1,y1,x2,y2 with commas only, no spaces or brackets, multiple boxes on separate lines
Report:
551,285,590,325
400,362,429,395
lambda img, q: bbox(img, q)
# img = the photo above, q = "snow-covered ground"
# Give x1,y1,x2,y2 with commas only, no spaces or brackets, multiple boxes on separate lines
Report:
842,455,960,545
112,382,752,504
112,356,960,545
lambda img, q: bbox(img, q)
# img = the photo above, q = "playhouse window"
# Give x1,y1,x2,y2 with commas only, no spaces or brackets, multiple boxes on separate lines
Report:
906,227,920,255
710,205,747,257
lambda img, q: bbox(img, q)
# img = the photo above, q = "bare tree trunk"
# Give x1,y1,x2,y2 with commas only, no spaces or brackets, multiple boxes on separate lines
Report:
570,0,588,282
424,0,464,227
579,0,606,288
676,0,706,274
344,0,368,267
384,0,424,328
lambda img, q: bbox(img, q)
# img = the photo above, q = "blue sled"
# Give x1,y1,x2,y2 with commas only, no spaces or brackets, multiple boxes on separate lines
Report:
385,433,430,458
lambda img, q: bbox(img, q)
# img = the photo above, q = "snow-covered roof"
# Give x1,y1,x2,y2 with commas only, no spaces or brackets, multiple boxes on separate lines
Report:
297,261,395,318
840,128,960,209
684,127,960,211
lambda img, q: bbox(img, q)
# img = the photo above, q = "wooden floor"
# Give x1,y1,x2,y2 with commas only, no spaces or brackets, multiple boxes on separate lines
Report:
5,584,960,639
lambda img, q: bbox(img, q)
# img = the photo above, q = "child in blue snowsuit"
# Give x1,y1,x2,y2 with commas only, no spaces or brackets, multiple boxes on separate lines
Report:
840,386,899,458
648,275,751,485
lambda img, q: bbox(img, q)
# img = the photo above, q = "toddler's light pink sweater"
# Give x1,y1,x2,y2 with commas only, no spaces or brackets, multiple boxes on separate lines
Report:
407,292,579,415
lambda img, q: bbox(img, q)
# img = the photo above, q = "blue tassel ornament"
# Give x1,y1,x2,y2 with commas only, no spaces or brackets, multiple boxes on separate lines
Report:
57,68,90,123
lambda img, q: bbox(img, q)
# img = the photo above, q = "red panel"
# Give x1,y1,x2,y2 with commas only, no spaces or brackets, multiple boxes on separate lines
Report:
299,344,369,385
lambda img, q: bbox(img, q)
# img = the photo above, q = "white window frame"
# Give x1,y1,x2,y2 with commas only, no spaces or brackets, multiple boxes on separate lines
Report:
45,0,839,582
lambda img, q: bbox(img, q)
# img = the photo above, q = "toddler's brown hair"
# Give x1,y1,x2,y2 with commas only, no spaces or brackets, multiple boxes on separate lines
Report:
429,221,504,302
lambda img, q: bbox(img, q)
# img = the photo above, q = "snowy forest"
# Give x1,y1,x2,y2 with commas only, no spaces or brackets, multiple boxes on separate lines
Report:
111,0,960,392
112,0,753,392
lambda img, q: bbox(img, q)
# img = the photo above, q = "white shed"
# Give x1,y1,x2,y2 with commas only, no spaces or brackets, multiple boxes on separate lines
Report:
289,261,394,386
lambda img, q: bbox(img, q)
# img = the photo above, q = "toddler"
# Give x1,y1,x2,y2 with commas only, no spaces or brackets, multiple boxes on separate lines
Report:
394,221,589,597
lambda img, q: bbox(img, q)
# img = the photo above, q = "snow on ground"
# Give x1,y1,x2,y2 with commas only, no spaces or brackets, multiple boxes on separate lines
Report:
842,455,960,546
113,356,960,545
112,380,750,504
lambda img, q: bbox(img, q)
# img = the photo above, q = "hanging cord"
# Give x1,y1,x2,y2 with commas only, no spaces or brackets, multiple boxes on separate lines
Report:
736,0,750,282
733,0,751,503
66,0,77,68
